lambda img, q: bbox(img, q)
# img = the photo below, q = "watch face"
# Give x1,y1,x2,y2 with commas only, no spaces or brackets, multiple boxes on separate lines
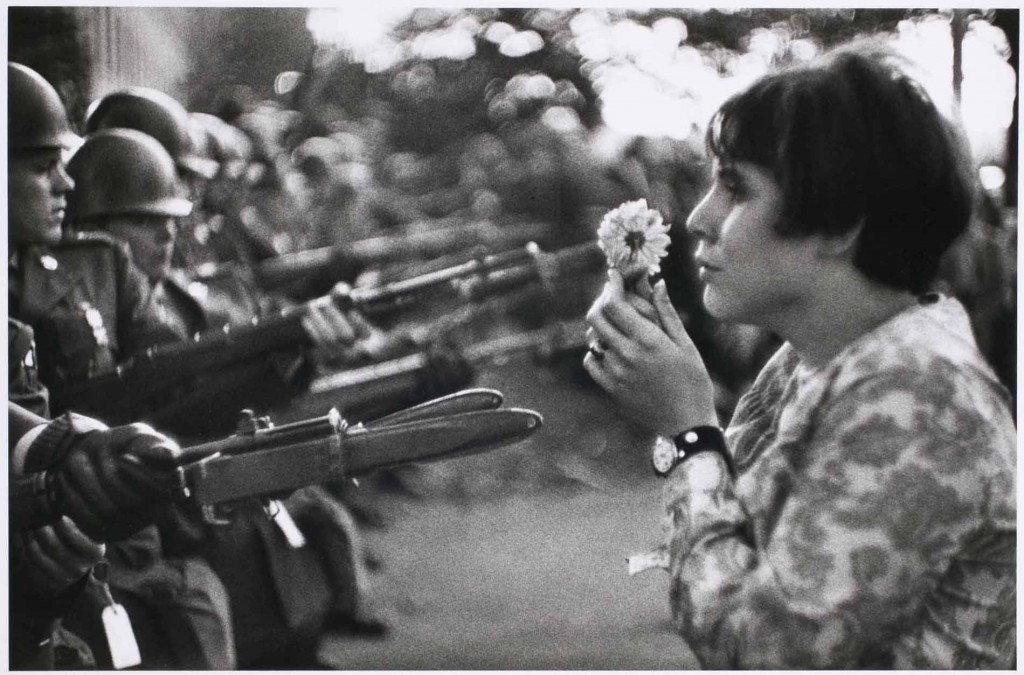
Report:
652,437,677,474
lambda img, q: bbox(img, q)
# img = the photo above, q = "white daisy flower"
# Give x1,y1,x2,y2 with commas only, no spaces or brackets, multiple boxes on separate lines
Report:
596,199,672,281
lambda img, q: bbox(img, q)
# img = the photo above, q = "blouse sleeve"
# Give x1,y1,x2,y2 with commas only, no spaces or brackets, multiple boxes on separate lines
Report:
662,360,999,668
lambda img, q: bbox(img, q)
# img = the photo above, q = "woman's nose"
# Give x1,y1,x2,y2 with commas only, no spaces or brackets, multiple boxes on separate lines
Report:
685,190,718,241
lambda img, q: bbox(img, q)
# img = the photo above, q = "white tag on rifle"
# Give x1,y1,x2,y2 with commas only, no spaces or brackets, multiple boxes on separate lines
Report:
101,603,141,669
269,500,306,548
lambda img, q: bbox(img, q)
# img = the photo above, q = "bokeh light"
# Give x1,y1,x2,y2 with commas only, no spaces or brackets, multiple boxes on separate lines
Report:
307,8,1017,162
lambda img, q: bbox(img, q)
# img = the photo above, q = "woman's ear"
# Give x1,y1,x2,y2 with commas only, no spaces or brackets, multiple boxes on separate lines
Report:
817,219,863,260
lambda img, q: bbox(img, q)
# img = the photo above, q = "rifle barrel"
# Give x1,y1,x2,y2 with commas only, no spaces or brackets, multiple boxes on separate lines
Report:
255,219,551,291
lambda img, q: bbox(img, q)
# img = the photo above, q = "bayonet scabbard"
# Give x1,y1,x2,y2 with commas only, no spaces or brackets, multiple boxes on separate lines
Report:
185,433,345,506
180,397,543,508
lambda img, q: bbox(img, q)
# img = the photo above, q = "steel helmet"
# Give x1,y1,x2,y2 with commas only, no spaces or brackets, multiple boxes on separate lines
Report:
8,62,77,151
65,128,193,224
84,87,219,180
292,136,345,180
189,112,253,179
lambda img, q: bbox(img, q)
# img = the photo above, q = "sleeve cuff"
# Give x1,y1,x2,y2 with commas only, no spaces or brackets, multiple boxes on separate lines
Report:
21,413,108,474
662,451,733,518
12,424,48,476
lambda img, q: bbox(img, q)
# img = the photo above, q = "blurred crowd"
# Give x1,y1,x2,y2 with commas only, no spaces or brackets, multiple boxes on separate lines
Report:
8,43,1016,671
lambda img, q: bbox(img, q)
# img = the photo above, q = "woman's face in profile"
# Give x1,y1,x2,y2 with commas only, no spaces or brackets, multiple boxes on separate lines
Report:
685,158,823,327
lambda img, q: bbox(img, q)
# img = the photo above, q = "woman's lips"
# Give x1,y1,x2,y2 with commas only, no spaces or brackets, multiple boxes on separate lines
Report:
695,257,721,281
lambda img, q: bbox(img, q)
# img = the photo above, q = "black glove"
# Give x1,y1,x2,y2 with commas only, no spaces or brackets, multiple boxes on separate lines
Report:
25,415,185,542
415,342,475,401
10,516,105,599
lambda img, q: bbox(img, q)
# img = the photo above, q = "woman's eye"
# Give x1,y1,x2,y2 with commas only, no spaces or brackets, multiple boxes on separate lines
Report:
719,178,745,199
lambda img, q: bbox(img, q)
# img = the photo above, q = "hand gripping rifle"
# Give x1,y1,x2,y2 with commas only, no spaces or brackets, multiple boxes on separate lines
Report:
50,241,602,420
15,389,542,532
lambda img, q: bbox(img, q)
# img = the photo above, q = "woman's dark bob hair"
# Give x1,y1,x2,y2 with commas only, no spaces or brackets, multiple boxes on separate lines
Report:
706,42,975,294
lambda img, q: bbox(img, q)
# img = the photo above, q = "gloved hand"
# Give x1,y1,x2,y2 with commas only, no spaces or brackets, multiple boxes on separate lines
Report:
11,516,106,598
415,342,475,401
25,415,185,542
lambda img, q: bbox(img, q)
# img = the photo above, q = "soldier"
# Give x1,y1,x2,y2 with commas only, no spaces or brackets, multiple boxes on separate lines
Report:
83,86,226,272
188,111,265,267
64,125,384,667
8,61,236,670
64,126,382,437
87,88,306,269
9,401,186,670
8,66,181,401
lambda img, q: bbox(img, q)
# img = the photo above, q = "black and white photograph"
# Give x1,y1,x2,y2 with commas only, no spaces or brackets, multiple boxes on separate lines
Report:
6,5,1018,670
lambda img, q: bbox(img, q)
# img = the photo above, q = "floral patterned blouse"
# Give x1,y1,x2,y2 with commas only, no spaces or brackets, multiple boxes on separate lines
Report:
651,295,1016,668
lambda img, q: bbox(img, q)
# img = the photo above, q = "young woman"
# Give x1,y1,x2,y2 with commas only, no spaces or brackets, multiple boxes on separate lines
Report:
584,44,1015,669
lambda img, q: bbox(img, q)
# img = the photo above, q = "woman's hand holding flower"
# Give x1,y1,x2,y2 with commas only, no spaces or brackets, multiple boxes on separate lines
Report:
584,270,717,437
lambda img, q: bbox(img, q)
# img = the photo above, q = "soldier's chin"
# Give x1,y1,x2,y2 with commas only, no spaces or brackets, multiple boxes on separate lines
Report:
19,222,64,245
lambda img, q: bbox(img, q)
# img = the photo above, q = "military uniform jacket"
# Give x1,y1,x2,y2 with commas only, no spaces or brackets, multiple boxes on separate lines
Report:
9,232,181,411
140,271,306,441
9,318,50,417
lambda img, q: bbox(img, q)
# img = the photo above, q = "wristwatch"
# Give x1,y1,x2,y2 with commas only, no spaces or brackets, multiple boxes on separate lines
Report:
651,426,735,477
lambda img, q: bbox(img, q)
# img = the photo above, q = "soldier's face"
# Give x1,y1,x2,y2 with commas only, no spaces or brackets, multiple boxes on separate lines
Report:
8,148,74,246
105,215,177,281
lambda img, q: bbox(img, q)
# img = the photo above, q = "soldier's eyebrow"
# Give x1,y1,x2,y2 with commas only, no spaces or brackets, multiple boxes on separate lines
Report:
12,148,60,161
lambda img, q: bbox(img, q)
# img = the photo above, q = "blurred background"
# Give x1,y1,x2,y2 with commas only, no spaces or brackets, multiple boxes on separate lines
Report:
9,7,1018,668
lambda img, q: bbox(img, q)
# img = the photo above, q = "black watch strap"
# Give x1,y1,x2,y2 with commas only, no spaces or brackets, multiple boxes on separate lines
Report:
674,426,735,476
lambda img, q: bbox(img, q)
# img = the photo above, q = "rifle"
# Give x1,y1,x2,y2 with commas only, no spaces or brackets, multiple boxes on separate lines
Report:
275,319,589,423
198,218,552,297
15,389,542,532
51,241,602,420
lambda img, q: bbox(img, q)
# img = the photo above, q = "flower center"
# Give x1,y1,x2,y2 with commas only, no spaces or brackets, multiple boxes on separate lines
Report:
624,231,646,257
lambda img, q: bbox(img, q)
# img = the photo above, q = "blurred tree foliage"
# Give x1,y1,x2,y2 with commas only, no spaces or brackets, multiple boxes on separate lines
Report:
301,8,1016,159
298,9,922,153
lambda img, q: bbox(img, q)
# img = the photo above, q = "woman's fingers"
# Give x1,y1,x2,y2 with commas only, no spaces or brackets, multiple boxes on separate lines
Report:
653,279,691,347
586,304,631,356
